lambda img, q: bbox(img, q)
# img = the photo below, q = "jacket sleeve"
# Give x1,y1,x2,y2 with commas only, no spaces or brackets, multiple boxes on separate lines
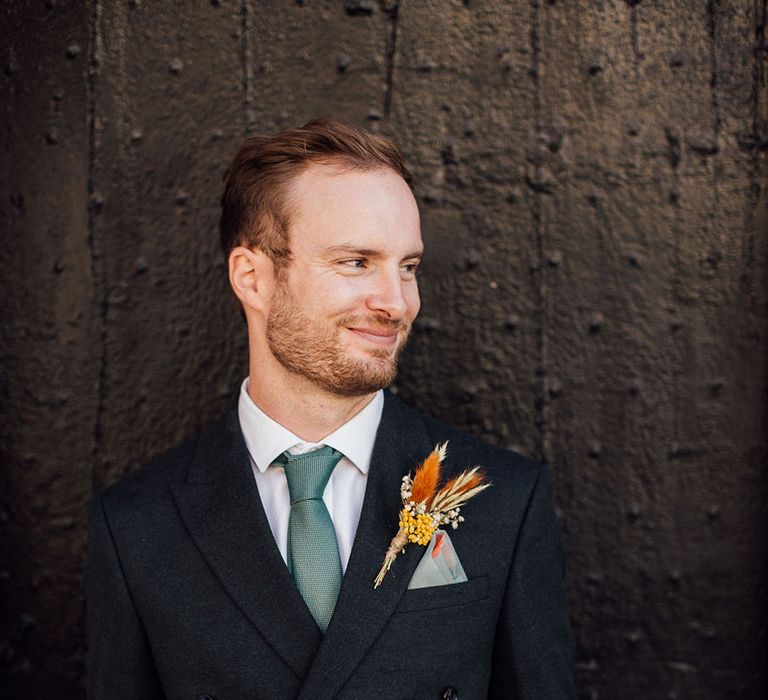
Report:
86,495,166,700
488,464,576,700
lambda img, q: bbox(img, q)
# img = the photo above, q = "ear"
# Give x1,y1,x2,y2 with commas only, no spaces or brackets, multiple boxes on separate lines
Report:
228,245,277,315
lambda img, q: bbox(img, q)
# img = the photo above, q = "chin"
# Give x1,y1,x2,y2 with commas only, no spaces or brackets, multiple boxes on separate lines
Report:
324,357,399,397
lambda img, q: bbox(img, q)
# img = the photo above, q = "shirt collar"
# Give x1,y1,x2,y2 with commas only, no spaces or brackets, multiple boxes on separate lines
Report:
237,378,383,475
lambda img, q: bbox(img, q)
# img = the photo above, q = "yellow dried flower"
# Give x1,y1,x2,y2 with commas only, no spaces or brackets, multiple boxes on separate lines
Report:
399,509,436,546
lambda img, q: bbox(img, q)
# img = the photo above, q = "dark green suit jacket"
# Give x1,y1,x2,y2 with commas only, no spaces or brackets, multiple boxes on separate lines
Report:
87,392,575,699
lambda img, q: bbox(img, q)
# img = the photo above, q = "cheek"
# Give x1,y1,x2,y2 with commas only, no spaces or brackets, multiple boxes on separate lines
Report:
311,277,364,315
406,285,421,320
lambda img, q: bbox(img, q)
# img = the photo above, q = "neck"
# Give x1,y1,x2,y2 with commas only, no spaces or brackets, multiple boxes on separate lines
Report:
247,356,377,443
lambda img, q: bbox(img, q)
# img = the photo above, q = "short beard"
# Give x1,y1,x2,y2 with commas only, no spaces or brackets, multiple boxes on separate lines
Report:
266,284,410,397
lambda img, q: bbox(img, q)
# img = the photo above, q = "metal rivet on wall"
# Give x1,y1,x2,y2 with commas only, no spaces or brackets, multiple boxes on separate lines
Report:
414,316,441,332
465,250,481,269
89,192,104,213
337,53,350,73
547,251,563,267
10,193,24,213
547,378,563,398
345,0,375,17
587,51,605,75
669,52,684,68
586,571,604,585
688,136,719,156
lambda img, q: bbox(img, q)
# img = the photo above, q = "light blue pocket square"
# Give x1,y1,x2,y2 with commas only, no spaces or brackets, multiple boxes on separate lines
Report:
407,529,468,589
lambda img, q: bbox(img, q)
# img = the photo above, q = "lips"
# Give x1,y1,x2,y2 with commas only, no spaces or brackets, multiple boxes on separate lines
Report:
346,326,401,346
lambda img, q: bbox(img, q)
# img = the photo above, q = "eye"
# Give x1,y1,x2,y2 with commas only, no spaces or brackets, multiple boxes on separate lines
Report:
400,261,420,279
339,258,367,270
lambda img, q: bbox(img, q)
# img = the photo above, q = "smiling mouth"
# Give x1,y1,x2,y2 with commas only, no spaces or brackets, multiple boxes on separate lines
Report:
346,326,401,346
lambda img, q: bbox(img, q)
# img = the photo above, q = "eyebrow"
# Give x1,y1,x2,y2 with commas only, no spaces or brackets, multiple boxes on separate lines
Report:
324,245,424,260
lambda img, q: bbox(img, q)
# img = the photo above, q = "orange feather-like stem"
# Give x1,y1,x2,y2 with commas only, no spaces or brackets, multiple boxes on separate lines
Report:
439,469,486,499
430,467,490,512
409,444,444,506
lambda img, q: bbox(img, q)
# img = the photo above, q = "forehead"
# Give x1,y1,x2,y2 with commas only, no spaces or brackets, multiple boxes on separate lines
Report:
284,163,422,252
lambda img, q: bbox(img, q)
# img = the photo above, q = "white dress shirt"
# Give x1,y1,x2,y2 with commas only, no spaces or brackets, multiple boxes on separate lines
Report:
237,378,383,573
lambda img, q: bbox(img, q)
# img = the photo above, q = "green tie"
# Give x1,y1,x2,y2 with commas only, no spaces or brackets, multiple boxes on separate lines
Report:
277,446,343,632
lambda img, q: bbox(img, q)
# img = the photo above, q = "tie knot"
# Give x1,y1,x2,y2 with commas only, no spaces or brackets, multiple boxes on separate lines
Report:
277,446,343,505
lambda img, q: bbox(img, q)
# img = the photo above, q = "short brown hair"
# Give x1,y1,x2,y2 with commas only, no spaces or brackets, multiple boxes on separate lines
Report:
219,118,412,264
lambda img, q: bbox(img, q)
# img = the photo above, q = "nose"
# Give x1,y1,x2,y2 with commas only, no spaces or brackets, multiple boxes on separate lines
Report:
365,266,413,320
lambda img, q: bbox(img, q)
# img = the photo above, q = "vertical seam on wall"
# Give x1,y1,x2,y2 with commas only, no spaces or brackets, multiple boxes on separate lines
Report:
753,0,767,141
746,0,768,628
381,0,400,120
668,149,683,459
706,0,723,137
241,0,253,134
87,0,107,495
744,0,767,305
706,0,722,269
530,0,547,464
653,8,683,461
629,3,642,81
705,2,726,490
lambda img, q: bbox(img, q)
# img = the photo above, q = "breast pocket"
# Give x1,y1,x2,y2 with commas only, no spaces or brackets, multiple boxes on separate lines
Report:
394,575,488,613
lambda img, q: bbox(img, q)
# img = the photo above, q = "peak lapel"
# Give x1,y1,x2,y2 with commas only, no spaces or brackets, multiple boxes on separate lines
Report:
170,410,322,680
297,394,434,700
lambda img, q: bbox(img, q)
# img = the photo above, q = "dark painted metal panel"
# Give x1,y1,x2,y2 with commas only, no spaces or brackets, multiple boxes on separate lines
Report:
391,1,542,456
0,1,94,698
89,0,245,492
247,0,391,132
536,1,767,698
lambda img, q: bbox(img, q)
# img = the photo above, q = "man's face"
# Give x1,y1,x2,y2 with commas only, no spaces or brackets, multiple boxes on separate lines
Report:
265,164,423,396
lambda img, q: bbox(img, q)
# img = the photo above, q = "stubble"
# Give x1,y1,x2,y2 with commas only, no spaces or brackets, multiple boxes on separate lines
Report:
266,282,410,396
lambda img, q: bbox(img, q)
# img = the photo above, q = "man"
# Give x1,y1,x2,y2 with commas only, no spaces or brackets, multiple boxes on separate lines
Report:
87,118,575,699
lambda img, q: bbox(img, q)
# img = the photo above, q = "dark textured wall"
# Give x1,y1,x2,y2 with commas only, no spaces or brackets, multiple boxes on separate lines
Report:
1,1,766,699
